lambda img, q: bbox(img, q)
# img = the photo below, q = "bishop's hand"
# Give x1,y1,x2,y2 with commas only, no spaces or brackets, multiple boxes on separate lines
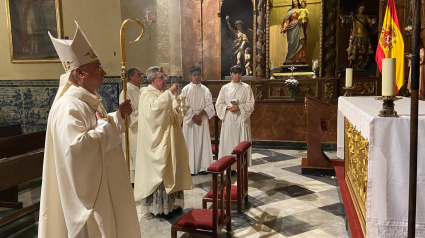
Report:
95,111,107,121
119,99,132,118
169,84,179,94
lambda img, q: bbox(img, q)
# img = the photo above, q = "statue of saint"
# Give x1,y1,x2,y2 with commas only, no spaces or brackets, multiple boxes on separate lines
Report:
244,47,252,76
340,6,377,69
281,0,310,64
225,16,253,75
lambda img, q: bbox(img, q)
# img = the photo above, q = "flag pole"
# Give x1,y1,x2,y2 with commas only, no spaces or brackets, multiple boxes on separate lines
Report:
408,0,420,236
120,19,145,173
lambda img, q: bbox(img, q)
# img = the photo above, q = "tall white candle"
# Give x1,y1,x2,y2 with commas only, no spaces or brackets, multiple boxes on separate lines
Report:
382,58,396,96
346,68,353,88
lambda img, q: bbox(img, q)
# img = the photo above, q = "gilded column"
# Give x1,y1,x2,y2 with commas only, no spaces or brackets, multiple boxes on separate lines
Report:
322,0,339,77
255,0,266,78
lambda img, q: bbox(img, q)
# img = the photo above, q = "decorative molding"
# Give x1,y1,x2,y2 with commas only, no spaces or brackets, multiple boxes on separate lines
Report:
255,0,266,78
254,81,264,100
322,0,338,77
339,79,379,96
324,80,334,100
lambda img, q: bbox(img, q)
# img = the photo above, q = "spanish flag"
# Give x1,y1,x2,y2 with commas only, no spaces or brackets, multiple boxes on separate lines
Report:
376,0,404,93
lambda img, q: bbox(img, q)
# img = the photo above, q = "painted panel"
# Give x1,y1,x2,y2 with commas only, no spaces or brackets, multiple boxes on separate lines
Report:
0,77,121,134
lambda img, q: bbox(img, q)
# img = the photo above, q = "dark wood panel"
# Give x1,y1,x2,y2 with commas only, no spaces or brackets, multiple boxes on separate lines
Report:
0,124,22,138
0,131,45,158
0,149,44,191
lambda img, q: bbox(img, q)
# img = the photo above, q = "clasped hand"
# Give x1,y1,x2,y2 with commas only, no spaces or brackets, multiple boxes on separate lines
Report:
227,104,239,112
119,99,132,118
192,114,203,125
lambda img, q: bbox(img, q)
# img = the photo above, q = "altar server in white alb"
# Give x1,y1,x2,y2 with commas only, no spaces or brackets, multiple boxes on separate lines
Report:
216,65,255,168
134,66,193,215
38,22,141,238
181,66,215,174
119,67,143,184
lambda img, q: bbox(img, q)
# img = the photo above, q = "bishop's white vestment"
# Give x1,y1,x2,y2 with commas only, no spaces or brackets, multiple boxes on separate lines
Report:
119,83,141,183
38,84,140,238
181,83,215,174
134,85,193,213
216,81,255,167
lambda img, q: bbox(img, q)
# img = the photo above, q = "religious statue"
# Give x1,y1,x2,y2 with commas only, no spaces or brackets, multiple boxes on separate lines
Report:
280,0,310,64
225,16,253,75
407,44,425,99
244,47,253,76
340,5,377,69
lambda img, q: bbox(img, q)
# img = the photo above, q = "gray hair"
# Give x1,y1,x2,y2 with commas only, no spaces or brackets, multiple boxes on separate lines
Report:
127,67,141,81
146,66,163,83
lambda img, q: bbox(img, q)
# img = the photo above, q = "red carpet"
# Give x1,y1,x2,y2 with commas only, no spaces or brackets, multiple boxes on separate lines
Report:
330,159,365,238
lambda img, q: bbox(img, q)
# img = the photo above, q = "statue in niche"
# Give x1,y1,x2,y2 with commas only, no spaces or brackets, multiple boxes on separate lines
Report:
225,16,253,75
280,0,310,64
340,5,377,69
244,47,252,76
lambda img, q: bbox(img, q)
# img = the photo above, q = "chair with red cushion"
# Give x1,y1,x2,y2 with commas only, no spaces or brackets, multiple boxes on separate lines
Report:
171,156,235,238
203,141,251,214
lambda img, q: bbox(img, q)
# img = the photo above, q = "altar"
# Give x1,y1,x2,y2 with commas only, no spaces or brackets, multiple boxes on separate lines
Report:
337,96,425,237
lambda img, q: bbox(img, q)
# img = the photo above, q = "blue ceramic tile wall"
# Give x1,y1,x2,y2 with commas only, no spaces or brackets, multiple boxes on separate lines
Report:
0,77,121,134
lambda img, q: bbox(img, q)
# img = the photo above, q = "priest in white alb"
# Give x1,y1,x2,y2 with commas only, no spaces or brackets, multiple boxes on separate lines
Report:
181,66,215,174
216,65,255,168
38,22,141,238
119,67,143,184
134,66,193,216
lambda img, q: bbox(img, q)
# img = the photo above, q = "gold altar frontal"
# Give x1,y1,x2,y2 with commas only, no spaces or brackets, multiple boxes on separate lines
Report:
344,118,368,236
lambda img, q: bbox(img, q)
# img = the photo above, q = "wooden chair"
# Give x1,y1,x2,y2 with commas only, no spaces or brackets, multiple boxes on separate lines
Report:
171,156,235,238
203,141,251,214
211,114,219,160
302,95,335,175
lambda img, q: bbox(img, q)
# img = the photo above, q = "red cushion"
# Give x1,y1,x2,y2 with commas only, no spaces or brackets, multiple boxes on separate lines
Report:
232,141,252,154
207,156,235,172
205,185,237,201
176,209,222,230
211,145,219,153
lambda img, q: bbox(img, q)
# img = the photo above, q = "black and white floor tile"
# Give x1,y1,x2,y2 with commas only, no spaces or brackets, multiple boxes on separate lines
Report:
0,149,348,238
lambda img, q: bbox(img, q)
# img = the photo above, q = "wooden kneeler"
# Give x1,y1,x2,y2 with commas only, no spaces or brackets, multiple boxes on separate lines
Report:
172,156,235,238
203,141,251,214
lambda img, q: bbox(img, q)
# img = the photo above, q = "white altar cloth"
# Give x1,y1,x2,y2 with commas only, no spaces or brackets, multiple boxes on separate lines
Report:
337,96,425,237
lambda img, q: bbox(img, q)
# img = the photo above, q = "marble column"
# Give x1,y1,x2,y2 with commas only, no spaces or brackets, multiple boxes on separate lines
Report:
157,0,183,76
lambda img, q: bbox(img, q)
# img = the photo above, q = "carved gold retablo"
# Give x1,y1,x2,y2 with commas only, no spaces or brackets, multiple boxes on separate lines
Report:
345,118,368,236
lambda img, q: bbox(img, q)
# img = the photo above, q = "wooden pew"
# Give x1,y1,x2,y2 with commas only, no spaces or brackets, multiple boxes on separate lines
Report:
0,124,23,209
0,124,22,138
0,131,45,228
302,95,335,175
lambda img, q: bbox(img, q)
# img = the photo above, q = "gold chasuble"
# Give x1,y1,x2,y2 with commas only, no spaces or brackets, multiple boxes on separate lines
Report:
38,85,141,238
134,85,193,202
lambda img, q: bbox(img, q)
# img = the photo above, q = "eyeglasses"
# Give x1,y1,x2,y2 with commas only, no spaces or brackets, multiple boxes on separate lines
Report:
155,75,167,80
133,73,143,77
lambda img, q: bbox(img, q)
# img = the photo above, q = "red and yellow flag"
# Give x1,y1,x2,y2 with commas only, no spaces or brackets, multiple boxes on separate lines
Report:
376,0,404,93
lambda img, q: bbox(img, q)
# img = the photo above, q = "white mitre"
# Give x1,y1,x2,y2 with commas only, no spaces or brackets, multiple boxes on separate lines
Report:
49,21,100,102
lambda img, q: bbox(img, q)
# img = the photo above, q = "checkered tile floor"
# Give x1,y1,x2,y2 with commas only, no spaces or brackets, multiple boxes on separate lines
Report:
0,149,349,238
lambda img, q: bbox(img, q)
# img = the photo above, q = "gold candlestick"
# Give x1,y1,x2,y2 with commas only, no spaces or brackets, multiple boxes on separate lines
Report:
343,86,354,97
375,96,400,117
